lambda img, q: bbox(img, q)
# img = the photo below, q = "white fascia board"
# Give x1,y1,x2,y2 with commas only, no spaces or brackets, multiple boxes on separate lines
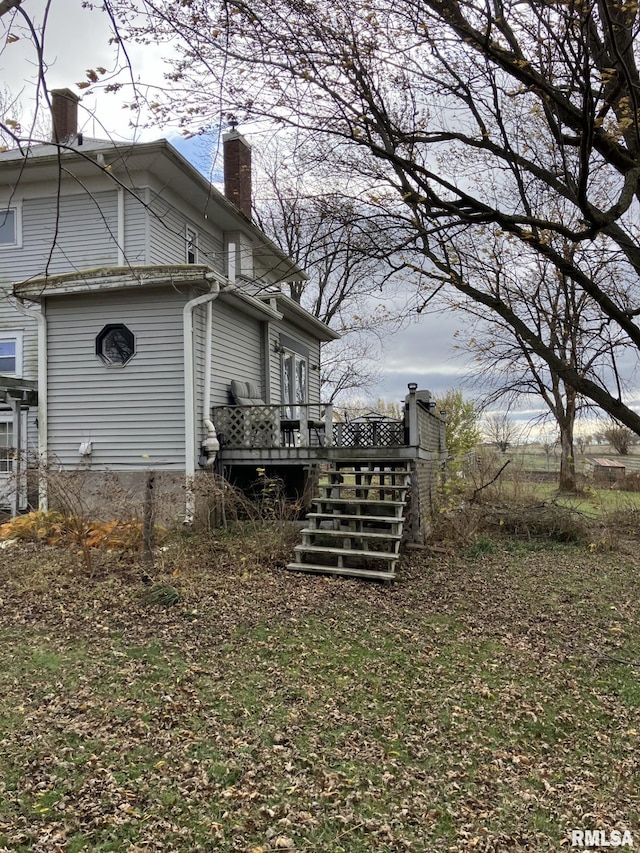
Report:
219,289,283,321
262,292,341,341
14,264,228,301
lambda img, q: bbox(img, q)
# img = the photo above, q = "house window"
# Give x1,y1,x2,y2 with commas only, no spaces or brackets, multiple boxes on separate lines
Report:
0,333,22,376
0,206,20,248
280,336,309,418
0,420,13,473
96,324,135,366
186,227,198,264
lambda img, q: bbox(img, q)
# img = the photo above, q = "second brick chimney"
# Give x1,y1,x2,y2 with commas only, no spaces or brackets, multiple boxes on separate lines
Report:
50,88,80,144
223,130,252,220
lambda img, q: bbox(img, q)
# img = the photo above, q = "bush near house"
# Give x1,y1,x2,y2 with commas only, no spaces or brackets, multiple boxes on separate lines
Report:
0,511,158,550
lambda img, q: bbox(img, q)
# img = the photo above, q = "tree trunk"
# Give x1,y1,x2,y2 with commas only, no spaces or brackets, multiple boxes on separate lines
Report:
558,418,576,493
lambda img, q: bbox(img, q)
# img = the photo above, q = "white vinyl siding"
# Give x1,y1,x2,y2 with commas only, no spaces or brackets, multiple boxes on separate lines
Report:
123,192,148,265
199,229,225,275
46,286,191,469
148,197,225,272
209,297,263,406
2,192,119,281
148,202,189,265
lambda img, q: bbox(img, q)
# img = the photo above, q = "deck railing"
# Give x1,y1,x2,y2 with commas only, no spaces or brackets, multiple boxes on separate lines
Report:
333,419,406,448
212,403,334,450
212,392,446,453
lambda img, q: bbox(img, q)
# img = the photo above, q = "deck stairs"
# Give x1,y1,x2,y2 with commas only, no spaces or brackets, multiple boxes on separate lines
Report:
286,460,411,580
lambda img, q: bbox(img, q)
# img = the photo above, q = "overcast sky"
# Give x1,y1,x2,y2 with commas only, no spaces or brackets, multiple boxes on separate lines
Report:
6,0,637,431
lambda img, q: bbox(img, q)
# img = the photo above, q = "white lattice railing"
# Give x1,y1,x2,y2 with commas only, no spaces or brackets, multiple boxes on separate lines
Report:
213,398,446,453
212,404,332,450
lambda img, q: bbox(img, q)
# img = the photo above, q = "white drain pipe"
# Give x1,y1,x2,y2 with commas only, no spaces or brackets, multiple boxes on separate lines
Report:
183,274,222,523
201,296,220,464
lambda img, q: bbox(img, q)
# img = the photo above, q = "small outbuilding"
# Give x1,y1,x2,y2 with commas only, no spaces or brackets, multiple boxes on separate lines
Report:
591,458,626,485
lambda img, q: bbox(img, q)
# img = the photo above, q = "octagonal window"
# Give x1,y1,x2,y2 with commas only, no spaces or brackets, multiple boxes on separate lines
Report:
96,324,135,366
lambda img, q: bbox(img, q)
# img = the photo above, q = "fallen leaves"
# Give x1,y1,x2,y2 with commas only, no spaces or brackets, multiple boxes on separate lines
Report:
0,531,638,851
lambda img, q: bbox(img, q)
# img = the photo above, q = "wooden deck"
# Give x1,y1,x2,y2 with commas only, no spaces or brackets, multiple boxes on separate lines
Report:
211,396,446,465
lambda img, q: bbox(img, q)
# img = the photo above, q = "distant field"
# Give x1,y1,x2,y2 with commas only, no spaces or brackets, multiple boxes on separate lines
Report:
489,444,640,474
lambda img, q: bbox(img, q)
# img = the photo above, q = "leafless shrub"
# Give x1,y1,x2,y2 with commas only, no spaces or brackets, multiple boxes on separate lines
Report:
621,472,640,493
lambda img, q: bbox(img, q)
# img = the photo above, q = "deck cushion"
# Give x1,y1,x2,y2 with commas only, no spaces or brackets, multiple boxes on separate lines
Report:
230,379,265,406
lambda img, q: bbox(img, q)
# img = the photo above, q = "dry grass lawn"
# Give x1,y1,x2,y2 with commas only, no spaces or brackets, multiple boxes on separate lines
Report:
0,517,638,852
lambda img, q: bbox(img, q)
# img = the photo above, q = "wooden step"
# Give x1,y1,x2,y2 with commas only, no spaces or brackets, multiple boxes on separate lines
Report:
300,527,402,541
327,472,410,483
306,514,404,536
307,511,403,525
331,462,411,470
287,459,409,583
320,483,408,494
314,497,406,508
295,544,398,561
285,562,395,581
328,466,410,474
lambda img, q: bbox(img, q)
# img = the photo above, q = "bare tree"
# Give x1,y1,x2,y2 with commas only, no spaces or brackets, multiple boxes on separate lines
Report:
603,421,640,455
575,432,592,454
104,0,640,436
253,139,413,400
483,412,519,454
461,243,626,491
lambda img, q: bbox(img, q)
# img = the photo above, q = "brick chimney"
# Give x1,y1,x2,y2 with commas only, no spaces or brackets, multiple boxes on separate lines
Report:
50,88,80,144
223,130,252,220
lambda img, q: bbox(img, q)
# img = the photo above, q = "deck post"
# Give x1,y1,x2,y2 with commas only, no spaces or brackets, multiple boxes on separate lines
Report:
9,396,21,516
324,403,333,447
299,406,309,447
407,386,419,447
439,409,447,452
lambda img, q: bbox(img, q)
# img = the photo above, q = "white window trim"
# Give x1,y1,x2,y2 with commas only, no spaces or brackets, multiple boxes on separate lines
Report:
0,408,27,471
0,202,23,249
186,226,198,264
0,331,23,377
281,349,308,418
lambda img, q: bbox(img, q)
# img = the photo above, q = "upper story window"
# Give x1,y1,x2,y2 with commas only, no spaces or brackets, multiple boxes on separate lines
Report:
0,205,21,249
186,227,198,264
96,324,135,367
0,333,23,376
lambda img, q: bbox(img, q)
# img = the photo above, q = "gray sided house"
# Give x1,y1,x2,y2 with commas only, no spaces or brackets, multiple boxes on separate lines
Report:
1,89,447,579
1,89,338,519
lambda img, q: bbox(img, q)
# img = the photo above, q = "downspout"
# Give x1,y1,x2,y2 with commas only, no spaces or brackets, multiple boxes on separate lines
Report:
116,187,125,266
14,298,48,510
198,246,239,496
203,299,214,434
183,274,221,523
200,246,239,471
